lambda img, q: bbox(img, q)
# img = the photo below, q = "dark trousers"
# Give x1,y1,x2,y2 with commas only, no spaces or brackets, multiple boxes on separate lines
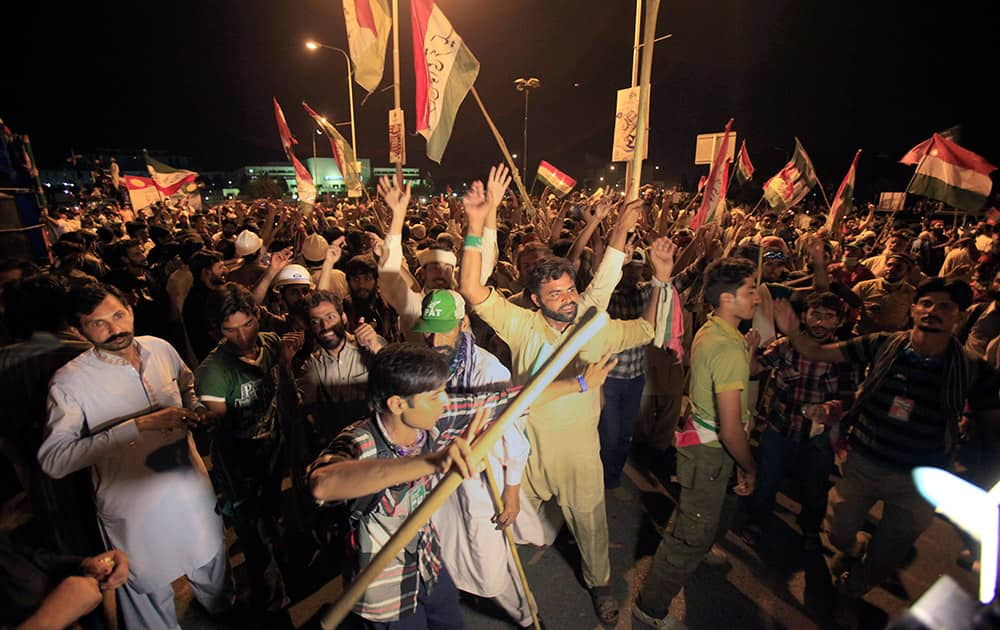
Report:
347,568,464,630
598,374,646,487
749,426,835,535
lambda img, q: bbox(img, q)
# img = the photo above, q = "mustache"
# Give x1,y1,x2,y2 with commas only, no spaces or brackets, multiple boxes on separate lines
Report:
104,333,131,344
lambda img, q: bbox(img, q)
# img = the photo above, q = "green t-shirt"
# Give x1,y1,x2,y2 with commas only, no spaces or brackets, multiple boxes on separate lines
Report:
688,315,751,447
196,332,282,441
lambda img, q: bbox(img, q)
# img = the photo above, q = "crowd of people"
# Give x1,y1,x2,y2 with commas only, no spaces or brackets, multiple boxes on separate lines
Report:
2,159,1000,630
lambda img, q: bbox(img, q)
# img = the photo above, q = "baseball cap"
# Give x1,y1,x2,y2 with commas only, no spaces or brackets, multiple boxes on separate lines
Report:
412,289,466,334
234,230,263,257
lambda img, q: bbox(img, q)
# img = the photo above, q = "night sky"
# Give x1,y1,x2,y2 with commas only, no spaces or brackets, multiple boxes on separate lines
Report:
4,0,998,200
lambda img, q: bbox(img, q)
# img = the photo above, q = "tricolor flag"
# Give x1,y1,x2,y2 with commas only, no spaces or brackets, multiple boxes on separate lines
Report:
690,118,733,231
736,140,755,183
762,138,818,211
824,149,861,234
143,151,198,196
536,160,576,197
342,0,391,94
273,98,317,207
904,133,996,212
302,101,363,198
412,0,480,163
123,175,160,211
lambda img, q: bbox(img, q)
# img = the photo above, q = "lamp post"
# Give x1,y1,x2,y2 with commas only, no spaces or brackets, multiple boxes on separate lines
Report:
305,40,359,160
514,77,540,179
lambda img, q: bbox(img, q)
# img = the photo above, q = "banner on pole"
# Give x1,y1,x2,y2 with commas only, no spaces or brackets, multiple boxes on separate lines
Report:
612,86,648,162
694,131,736,165
389,108,406,165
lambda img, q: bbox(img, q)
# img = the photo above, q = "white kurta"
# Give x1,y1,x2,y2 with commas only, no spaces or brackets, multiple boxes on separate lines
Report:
38,336,225,594
431,345,538,598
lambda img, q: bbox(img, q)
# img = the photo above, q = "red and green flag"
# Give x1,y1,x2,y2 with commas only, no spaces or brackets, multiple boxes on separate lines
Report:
143,150,198,196
536,160,576,197
302,101,363,198
272,98,317,206
342,0,391,94
690,118,733,231
762,138,818,211
824,149,861,234
123,174,160,211
736,139,754,183
412,0,480,163
903,133,995,211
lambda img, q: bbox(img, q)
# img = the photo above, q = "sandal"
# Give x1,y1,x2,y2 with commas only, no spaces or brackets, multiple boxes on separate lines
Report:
589,586,619,626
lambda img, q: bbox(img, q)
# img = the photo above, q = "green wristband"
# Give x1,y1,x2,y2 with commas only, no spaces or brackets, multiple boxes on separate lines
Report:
464,235,484,249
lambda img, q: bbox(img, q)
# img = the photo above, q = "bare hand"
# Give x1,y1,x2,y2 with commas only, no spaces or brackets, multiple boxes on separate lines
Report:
485,164,512,211
734,469,756,496
772,299,800,336
81,549,129,591
582,352,619,391
354,318,383,353
280,331,305,366
377,175,411,218
428,405,491,478
744,328,761,351
269,247,294,272
325,240,344,266
649,235,677,282
615,199,643,235
493,484,521,530
462,181,490,229
137,407,193,432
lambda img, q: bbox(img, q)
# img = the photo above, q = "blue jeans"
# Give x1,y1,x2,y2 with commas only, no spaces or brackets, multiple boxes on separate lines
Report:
598,374,646,487
749,426,834,535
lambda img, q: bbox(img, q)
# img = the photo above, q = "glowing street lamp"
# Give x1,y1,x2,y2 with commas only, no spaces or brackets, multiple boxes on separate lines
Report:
305,39,358,160
514,77,541,178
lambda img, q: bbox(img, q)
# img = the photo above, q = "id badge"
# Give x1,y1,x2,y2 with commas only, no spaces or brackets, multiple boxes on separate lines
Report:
888,396,914,422
409,482,427,513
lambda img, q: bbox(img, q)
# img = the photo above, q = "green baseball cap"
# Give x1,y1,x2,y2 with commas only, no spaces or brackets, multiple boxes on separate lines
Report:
412,289,466,334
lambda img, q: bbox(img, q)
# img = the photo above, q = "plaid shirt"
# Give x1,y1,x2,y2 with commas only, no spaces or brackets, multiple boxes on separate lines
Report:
608,283,652,379
312,386,522,622
757,337,860,441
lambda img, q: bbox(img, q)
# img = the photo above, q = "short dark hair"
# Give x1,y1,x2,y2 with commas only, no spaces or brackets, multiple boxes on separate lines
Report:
515,241,551,268
703,258,756,307
367,343,450,415
345,254,378,279
124,221,146,237
307,289,343,314
212,282,257,330
804,290,847,316
3,274,70,338
67,282,127,328
915,277,973,310
189,250,223,282
525,257,576,299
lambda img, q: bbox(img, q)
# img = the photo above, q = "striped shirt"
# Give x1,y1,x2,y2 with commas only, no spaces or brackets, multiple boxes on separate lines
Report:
315,386,522,622
608,283,652,379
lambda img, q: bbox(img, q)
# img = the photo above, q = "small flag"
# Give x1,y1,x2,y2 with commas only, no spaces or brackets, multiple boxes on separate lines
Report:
824,149,861,234
696,175,707,193
143,151,198,196
904,133,996,212
690,118,733,231
342,0,392,93
762,138,818,211
302,101,363,198
535,160,576,197
123,175,160,211
412,0,480,163
736,140,755,183
273,98,317,206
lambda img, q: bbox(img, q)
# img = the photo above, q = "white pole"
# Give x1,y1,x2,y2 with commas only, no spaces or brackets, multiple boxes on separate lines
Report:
627,0,660,201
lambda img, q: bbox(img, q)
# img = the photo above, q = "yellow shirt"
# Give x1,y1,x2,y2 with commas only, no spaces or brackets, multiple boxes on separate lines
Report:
687,315,750,447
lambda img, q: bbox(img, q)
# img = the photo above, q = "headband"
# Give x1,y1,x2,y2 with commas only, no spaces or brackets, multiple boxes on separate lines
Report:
417,248,457,268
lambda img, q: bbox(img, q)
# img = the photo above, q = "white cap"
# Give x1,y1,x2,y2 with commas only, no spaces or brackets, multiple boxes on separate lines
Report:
302,233,329,262
272,264,315,290
234,230,263,257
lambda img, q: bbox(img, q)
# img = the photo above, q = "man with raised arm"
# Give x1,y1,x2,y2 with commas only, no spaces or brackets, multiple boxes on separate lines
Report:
459,181,672,626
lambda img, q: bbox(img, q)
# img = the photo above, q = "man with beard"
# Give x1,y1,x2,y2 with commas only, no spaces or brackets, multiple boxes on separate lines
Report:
414,288,539,628
343,254,400,344
184,250,228,361
461,182,671,625
827,240,874,290
741,291,861,550
38,282,233,630
299,290,384,442
773,277,995,627
195,283,304,620
964,266,1000,358
852,253,917,334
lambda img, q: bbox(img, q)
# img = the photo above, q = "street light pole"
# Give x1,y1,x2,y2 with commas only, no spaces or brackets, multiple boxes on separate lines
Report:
514,77,540,180
305,40,359,159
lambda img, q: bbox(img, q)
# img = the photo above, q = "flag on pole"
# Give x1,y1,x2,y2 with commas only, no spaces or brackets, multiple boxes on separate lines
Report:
272,98,317,207
690,118,733,231
736,140,755,183
123,175,160,211
143,150,198,196
535,160,576,197
762,138,818,212
342,0,392,93
824,149,861,234
302,101,363,198
696,175,707,193
904,133,996,212
412,0,480,163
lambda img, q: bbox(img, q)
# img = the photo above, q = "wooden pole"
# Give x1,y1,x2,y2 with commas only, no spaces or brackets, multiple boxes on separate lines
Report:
627,0,660,202
482,465,541,630
320,307,610,628
391,0,404,183
469,86,537,219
